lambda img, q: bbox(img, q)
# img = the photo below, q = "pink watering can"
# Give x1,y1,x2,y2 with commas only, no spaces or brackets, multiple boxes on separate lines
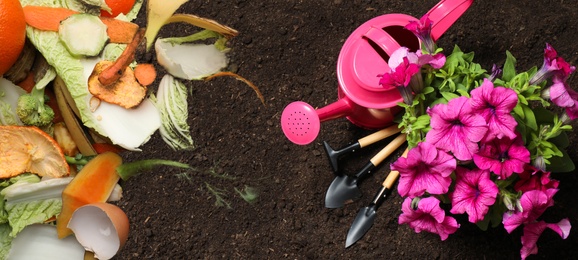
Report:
281,0,474,145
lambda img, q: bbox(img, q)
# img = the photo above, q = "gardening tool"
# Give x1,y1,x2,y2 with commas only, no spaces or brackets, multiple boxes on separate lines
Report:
281,0,474,145
324,133,406,208
345,149,409,248
323,125,401,174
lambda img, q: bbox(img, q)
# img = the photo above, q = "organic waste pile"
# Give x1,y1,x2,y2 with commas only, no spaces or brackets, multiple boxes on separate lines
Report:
0,0,260,258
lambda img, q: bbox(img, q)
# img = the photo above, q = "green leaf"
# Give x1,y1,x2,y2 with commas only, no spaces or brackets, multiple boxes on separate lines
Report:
423,86,435,95
513,104,525,120
502,50,517,81
522,104,538,131
456,88,470,97
533,106,555,124
546,149,575,173
440,91,460,101
550,131,570,149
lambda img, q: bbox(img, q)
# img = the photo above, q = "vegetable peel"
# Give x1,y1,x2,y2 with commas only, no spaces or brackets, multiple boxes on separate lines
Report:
205,71,265,106
155,37,228,80
56,152,122,238
165,13,238,39
88,60,147,109
22,5,139,44
153,74,194,150
0,125,69,178
144,0,189,50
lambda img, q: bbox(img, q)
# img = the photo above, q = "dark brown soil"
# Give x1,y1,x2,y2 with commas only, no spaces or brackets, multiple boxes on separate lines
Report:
117,1,578,259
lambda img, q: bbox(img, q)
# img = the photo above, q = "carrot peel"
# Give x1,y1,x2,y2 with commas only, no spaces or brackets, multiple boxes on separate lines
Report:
22,5,138,44
134,63,157,86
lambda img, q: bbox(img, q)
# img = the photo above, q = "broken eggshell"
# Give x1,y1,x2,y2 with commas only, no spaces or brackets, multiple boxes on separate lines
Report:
8,224,85,260
68,202,129,260
155,38,228,80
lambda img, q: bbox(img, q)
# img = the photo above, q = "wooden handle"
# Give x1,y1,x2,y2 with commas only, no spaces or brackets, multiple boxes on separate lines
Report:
382,148,409,188
358,125,401,148
369,133,407,166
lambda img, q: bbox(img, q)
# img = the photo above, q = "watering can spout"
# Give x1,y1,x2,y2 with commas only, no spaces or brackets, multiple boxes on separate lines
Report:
428,0,474,41
317,98,354,122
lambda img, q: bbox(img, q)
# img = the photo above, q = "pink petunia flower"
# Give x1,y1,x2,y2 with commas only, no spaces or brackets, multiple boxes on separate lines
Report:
502,189,558,233
450,167,499,223
565,105,578,120
473,134,530,179
520,219,571,260
392,142,456,197
398,197,460,240
426,96,488,161
547,81,578,108
379,47,421,105
404,14,435,54
470,79,518,141
529,43,575,85
417,51,446,69
514,165,559,193
488,64,503,82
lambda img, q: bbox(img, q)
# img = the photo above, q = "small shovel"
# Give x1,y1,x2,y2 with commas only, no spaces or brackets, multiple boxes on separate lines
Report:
345,148,409,248
323,125,401,174
324,133,406,208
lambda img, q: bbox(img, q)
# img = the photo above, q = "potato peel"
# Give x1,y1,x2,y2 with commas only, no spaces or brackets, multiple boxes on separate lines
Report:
88,61,147,109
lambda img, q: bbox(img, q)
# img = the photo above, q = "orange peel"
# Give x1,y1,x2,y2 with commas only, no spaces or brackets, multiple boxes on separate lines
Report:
0,125,69,178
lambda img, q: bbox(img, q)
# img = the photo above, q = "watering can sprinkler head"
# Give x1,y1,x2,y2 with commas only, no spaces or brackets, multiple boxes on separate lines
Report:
280,101,321,145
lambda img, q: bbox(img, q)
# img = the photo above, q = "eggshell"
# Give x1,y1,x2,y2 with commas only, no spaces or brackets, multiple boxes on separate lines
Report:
8,224,85,260
67,202,129,260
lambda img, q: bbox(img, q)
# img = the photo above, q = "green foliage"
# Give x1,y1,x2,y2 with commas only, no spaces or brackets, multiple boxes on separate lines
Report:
175,161,259,208
205,183,232,209
234,186,259,204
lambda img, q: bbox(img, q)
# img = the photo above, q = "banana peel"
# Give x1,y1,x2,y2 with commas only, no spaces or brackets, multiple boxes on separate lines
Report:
54,77,97,156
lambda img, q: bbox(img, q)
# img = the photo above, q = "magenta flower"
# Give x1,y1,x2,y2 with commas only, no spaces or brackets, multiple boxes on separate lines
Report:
565,104,578,120
529,43,576,85
404,14,435,53
417,51,446,69
488,64,503,82
470,79,518,141
426,96,488,161
520,219,571,260
378,57,420,88
379,48,420,105
547,81,578,108
399,197,460,240
392,142,456,197
450,167,498,223
514,165,559,193
473,134,530,179
502,189,558,233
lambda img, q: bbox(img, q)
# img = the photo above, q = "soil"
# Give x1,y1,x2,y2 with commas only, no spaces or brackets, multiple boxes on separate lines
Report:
116,1,578,259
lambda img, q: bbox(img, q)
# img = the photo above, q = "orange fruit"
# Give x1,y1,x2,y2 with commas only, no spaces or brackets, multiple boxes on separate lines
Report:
100,0,137,18
0,125,70,178
0,0,26,75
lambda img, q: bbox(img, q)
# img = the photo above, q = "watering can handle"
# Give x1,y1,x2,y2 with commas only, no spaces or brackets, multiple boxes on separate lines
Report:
363,26,402,57
427,0,474,41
